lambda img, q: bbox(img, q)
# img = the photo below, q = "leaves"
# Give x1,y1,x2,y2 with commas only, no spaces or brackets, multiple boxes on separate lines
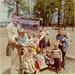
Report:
2,0,74,27
2,0,30,17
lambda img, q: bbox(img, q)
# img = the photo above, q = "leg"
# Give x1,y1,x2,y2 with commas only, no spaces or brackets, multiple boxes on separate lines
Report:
36,69,40,74
54,59,57,73
62,51,66,68
27,59,35,72
11,47,20,74
31,60,36,70
57,58,61,73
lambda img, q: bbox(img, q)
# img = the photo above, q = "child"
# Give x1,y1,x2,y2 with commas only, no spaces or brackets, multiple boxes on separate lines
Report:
29,34,39,55
26,31,33,43
23,47,36,74
39,27,49,52
17,28,29,47
62,32,72,68
35,48,42,74
42,50,50,66
62,32,72,52
22,48,30,74
52,42,62,74
31,38,38,55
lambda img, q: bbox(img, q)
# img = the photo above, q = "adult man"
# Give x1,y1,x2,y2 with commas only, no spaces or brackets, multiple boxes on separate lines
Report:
56,28,66,69
6,13,21,74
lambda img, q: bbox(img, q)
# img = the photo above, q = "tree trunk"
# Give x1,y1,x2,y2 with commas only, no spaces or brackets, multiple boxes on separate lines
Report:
63,9,66,30
58,1,61,27
72,18,74,31
16,2,18,13
58,8,60,27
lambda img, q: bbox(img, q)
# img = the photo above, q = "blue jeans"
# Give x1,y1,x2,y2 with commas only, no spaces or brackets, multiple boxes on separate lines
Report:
62,50,66,67
39,40,46,50
17,41,29,47
62,43,68,50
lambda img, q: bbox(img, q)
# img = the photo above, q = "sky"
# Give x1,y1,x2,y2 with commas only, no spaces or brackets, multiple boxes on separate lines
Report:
0,0,9,22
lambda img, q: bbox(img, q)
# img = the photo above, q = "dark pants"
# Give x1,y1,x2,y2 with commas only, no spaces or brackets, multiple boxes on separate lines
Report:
54,58,61,72
62,50,66,67
44,57,50,66
39,40,46,50
59,45,66,67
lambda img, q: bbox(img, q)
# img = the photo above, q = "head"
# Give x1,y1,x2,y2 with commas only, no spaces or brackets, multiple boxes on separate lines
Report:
46,51,50,57
42,48,46,53
34,38,38,43
28,47,32,53
39,26,43,32
65,32,70,38
17,28,25,37
27,31,32,37
54,42,59,49
43,27,47,32
58,27,63,35
12,13,19,25
36,48,41,54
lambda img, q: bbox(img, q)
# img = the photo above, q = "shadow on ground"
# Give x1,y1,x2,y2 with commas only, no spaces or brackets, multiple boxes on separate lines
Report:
3,68,11,74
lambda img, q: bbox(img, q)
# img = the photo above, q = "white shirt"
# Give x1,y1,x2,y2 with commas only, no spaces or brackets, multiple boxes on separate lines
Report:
6,22,20,42
40,30,49,40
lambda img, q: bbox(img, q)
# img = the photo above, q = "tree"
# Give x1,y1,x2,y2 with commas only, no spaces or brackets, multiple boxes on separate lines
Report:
62,0,74,30
33,0,56,26
52,0,74,28
3,0,30,18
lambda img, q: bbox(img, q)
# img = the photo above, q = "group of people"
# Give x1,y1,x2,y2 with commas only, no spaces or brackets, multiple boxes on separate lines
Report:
6,13,72,74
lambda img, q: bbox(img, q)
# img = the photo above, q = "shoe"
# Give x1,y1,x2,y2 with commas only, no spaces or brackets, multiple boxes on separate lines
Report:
63,66,66,69
48,66,51,68
6,54,9,56
57,71,61,74
55,69,57,73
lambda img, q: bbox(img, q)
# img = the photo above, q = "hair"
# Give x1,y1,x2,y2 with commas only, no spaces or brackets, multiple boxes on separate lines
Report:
28,47,32,53
66,32,70,36
58,27,62,30
12,13,19,17
54,42,59,47
17,28,25,33
36,48,41,54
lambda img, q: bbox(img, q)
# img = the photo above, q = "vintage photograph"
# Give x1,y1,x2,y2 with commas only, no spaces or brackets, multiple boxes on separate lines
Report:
0,0,75,74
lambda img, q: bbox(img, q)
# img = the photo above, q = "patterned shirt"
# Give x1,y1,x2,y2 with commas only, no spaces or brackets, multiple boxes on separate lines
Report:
52,49,61,58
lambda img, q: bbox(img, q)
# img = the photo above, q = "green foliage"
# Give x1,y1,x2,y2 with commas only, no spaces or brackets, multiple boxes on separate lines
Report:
33,0,74,27
2,0,74,27
33,0,56,25
64,0,74,26
3,0,30,17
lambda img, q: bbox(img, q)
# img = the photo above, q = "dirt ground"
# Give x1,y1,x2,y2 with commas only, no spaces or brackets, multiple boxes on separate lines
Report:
0,27,75,74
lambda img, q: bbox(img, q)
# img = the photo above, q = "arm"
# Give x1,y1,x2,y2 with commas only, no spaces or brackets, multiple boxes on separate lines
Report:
60,50,62,62
56,35,62,45
70,38,72,44
46,31,49,35
68,38,72,46
57,40,62,45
